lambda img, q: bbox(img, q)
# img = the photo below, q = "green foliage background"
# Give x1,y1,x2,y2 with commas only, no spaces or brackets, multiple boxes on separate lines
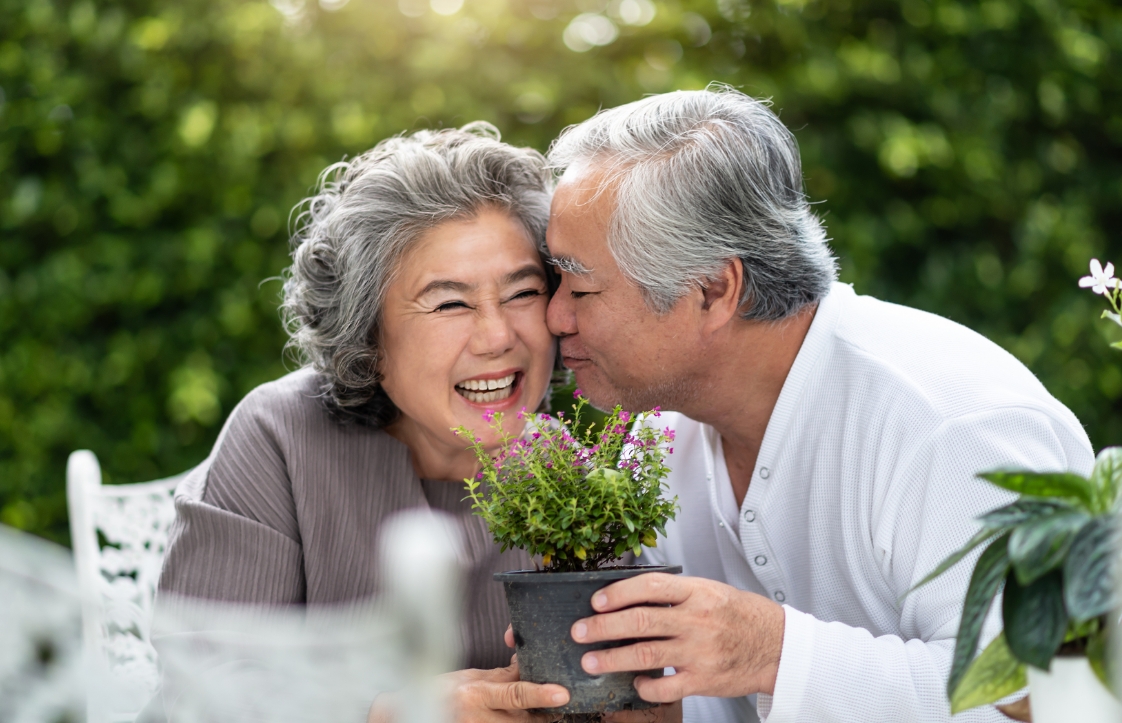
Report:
2,0,1120,544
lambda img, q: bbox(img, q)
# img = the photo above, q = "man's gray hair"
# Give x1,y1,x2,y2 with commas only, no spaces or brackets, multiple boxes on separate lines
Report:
548,85,837,320
282,122,552,427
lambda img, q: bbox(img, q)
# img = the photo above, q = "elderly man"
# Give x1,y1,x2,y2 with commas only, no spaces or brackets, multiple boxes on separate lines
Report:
539,86,1093,722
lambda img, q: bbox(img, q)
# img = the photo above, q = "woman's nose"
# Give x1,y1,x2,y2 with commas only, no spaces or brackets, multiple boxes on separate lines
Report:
471,306,518,356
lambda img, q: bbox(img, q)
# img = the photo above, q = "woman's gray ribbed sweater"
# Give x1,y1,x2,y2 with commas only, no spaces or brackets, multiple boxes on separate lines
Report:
156,368,531,670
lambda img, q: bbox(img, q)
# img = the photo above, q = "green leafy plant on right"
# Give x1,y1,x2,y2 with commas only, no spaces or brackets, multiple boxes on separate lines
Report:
909,258,1122,714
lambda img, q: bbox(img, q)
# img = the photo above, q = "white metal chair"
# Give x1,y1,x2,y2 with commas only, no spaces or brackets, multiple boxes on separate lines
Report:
61,450,460,723
66,450,187,723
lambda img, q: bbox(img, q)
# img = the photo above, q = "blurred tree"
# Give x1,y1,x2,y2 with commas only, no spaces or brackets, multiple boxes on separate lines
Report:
1,0,1119,543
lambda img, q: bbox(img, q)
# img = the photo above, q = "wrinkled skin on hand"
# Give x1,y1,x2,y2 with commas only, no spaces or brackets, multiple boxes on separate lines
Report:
570,574,785,702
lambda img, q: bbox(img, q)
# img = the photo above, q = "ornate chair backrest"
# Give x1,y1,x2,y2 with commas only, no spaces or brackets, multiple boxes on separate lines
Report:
66,450,185,723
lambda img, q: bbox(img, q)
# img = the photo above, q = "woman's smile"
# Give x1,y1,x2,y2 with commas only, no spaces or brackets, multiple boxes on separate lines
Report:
455,369,523,406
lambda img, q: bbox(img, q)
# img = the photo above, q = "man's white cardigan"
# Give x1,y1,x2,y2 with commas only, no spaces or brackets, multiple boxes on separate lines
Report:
640,282,1094,723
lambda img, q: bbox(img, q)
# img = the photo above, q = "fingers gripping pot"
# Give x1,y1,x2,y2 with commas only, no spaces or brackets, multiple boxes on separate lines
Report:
495,565,683,715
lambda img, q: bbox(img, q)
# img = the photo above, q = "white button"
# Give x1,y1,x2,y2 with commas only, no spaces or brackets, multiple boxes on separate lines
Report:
759,467,770,479
718,521,725,528
774,590,786,602
744,509,756,522
754,555,767,566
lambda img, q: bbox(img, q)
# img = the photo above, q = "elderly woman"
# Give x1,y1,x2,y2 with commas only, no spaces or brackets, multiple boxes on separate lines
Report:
155,123,569,718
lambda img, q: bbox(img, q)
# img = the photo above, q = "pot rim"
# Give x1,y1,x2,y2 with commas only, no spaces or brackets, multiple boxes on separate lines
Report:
494,564,682,583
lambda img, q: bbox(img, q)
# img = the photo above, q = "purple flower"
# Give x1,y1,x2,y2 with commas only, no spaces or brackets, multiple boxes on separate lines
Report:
517,407,527,420
573,388,583,398
482,409,495,423
475,472,484,479
619,411,631,423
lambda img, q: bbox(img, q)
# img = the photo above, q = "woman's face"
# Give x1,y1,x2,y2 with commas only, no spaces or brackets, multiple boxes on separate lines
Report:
379,207,554,462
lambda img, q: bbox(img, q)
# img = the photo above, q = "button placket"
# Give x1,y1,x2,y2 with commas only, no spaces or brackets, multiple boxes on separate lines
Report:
739,471,786,602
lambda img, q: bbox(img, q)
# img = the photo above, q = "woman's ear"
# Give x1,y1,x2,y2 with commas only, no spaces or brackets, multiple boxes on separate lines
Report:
699,258,744,330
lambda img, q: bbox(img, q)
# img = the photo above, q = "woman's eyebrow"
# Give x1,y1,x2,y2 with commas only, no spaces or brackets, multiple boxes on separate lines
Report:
417,279,473,298
502,264,548,285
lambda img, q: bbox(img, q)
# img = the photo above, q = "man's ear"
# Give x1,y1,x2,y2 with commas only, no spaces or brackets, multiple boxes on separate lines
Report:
699,259,744,330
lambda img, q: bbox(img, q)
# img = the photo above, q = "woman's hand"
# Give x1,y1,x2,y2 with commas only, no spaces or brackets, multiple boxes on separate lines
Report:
368,657,570,723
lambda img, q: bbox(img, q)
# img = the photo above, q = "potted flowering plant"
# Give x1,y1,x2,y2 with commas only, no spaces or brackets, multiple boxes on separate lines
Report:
456,393,679,718
911,259,1122,722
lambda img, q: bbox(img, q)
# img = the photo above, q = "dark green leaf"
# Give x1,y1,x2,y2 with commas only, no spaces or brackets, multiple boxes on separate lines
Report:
1002,571,1066,670
950,634,1027,714
978,470,1096,510
1090,447,1122,514
906,527,1001,599
1064,515,1121,622
978,499,1079,529
949,534,1011,698
1007,510,1090,585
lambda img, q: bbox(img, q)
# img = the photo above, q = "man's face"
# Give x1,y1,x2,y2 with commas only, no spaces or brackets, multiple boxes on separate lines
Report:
545,167,706,412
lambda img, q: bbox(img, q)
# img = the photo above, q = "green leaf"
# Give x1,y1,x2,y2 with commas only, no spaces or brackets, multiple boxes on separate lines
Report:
948,534,1011,698
1064,515,1121,622
1090,447,1122,513
1086,626,1116,694
978,470,1096,510
950,634,1027,714
978,498,1079,529
1007,510,1090,585
1111,340,1122,350
905,527,1001,599
1002,571,1066,670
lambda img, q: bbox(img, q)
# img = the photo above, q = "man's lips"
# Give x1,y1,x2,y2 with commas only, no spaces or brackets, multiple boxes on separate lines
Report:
561,355,594,369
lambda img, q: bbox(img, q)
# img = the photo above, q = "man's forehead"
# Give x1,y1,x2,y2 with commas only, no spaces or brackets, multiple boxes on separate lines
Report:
553,163,618,214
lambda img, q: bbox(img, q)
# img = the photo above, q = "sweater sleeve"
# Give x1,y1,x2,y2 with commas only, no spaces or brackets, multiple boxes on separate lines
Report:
156,385,307,606
757,406,1092,723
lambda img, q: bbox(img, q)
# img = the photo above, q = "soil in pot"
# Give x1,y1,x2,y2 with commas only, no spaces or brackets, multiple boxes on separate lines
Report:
495,564,683,717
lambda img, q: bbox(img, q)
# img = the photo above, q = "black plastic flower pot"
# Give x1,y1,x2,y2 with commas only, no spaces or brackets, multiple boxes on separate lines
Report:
494,564,683,715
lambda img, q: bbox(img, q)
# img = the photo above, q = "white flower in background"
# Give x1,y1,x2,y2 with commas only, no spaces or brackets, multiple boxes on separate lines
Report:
1078,258,1119,295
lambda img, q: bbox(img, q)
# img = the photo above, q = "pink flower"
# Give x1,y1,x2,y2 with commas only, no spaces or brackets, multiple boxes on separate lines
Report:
517,407,527,420
482,409,495,422
619,411,631,423
573,388,583,398
475,472,484,479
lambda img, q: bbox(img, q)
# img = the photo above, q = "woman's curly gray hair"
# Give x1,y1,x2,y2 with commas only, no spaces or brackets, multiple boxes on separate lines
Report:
281,122,553,428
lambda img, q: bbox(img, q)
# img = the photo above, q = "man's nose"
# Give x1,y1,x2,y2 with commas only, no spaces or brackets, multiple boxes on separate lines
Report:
547,279,578,337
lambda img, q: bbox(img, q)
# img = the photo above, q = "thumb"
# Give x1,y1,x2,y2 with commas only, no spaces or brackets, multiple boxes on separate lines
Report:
481,680,570,712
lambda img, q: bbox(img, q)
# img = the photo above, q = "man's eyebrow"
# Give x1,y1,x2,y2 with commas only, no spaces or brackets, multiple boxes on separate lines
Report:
417,279,474,297
502,264,548,286
548,255,594,277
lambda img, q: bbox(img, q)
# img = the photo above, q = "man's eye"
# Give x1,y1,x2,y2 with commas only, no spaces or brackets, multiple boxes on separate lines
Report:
571,291,594,299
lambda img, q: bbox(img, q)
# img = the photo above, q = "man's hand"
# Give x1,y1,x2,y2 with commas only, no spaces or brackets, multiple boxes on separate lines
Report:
368,658,569,723
570,574,785,702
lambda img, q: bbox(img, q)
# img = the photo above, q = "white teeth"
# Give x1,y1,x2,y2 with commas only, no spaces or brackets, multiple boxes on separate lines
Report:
455,373,518,403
